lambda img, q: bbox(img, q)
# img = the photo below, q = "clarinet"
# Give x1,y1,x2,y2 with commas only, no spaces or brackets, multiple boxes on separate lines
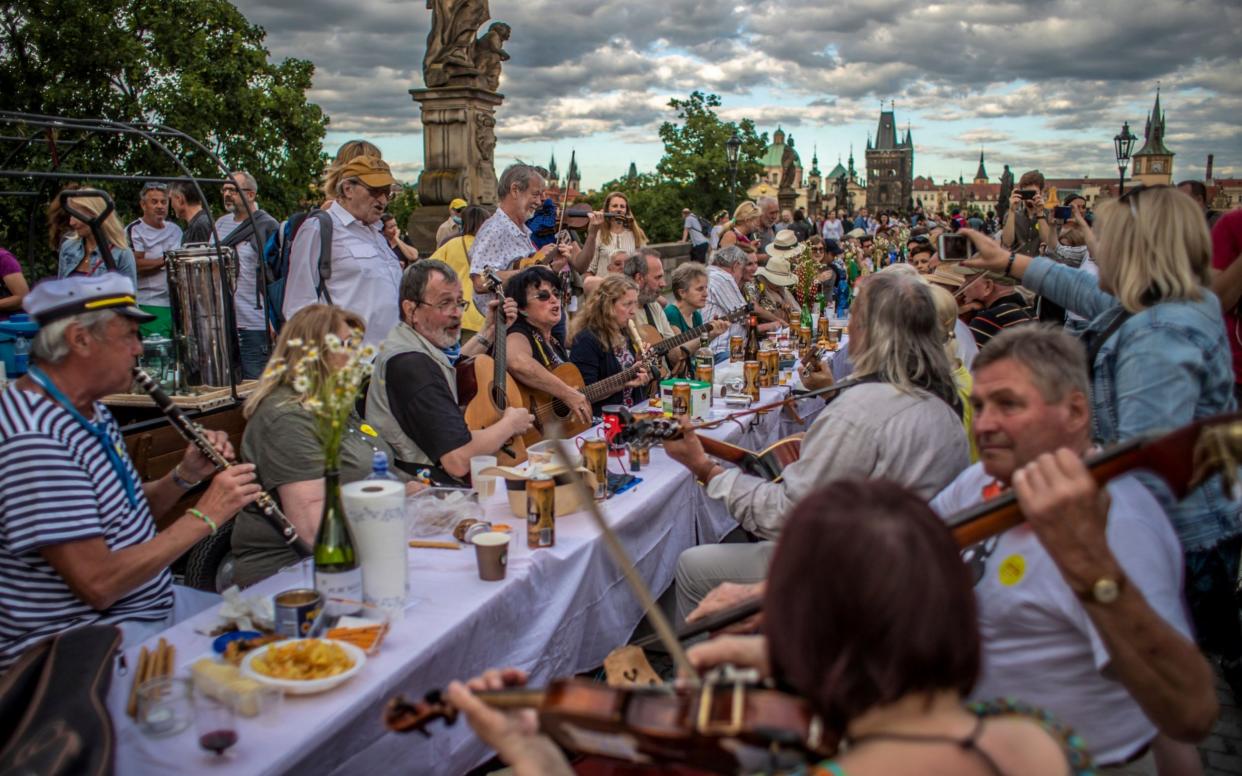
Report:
131,368,311,558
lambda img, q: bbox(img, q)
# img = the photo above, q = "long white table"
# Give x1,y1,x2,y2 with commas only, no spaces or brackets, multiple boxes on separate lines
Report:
110,387,804,775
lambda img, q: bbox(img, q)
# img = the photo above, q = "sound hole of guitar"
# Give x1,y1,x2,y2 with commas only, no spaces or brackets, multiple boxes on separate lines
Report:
490,383,508,411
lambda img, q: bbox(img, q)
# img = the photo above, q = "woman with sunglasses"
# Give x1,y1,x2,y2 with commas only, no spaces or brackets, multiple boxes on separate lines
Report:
568,275,650,415
963,185,1242,696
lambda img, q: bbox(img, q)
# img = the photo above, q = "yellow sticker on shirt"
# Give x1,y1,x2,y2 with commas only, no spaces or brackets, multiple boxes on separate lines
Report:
359,423,378,437
998,554,1026,586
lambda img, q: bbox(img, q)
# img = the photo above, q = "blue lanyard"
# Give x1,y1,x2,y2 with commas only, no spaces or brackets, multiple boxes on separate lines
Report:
26,366,139,509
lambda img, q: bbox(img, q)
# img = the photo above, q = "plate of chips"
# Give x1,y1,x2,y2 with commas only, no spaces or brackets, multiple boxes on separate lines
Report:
240,638,366,695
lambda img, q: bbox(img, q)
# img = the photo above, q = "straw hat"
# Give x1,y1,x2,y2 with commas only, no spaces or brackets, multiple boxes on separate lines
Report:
765,229,803,261
757,256,797,287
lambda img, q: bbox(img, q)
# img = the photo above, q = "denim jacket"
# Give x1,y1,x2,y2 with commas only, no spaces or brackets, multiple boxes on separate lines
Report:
58,238,138,289
1025,256,1241,551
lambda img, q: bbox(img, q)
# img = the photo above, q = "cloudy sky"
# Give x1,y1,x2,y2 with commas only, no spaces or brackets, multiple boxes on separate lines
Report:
235,0,1241,190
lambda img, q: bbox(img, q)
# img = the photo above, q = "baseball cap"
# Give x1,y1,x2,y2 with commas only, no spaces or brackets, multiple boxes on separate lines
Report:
338,156,397,189
449,198,468,211
24,273,156,326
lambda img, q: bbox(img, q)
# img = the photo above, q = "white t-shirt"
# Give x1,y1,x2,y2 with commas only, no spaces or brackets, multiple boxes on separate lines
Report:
684,215,708,246
589,229,637,275
127,219,182,306
215,214,267,331
930,462,1192,765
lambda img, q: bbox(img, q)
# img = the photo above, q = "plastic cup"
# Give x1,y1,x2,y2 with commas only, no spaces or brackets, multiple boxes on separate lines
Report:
470,455,498,499
472,531,510,581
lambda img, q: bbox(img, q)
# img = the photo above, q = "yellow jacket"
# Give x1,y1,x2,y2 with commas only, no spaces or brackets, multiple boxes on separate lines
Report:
430,235,486,331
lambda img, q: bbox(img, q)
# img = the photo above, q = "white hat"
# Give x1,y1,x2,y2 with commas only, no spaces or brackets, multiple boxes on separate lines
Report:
765,229,803,261
756,256,797,287
846,227,866,239
23,273,155,326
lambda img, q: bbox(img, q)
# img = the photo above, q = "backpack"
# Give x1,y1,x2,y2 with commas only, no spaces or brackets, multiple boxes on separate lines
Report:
261,209,333,331
689,212,711,238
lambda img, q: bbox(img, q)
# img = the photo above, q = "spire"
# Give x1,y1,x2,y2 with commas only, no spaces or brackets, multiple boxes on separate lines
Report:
809,145,821,177
548,151,558,181
566,149,580,188
866,131,872,151
1133,84,1173,158
974,149,988,183
904,122,912,147
626,161,638,180
848,144,856,178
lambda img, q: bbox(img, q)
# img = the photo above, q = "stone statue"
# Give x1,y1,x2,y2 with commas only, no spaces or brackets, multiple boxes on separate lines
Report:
779,139,797,191
835,174,849,215
423,0,490,88
997,164,1014,223
473,22,510,92
474,112,496,161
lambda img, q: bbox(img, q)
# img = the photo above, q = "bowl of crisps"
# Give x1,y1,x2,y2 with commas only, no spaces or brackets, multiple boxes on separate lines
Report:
240,638,366,695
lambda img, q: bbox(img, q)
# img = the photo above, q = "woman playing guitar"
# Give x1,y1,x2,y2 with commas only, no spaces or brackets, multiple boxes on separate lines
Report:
568,275,651,416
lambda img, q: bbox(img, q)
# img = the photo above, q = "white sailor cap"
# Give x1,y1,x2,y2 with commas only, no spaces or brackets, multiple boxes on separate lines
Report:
23,273,157,326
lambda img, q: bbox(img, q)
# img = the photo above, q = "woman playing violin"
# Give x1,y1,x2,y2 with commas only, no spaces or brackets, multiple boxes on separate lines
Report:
567,274,650,415
445,483,1090,776
574,192,648,278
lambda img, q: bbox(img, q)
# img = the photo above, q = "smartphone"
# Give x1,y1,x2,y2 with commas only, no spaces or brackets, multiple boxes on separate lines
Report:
1017,190,1037,201
1052,205,1073,221
938,233,974,262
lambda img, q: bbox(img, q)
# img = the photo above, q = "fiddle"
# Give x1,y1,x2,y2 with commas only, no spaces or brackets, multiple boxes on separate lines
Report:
384,669,835,774
558,202,593,231
603,211,634,226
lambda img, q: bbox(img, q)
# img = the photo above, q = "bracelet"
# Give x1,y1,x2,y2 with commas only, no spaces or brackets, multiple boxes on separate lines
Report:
170,463,203,490
475,334,493,350
1004,251,1017,279
187,508,217,535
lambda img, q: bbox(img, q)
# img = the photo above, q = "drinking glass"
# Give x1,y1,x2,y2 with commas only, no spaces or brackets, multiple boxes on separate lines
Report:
195,691,238,757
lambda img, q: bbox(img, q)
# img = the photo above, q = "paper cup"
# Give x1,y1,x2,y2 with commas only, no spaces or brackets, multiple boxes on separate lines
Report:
472,531,510,581
470,455,498,499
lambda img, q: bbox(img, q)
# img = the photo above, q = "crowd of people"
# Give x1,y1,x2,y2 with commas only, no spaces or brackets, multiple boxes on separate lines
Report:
2,137,1242,776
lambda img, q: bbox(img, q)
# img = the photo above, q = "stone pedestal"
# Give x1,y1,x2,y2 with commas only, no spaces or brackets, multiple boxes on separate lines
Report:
777,187,798,215
408,85,504,253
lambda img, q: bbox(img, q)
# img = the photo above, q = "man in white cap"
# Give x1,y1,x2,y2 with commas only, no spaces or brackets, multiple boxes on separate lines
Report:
0,274,261,670
437,197,467,248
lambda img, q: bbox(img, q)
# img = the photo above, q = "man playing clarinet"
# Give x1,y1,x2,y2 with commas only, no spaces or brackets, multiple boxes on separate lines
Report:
0,274,260,670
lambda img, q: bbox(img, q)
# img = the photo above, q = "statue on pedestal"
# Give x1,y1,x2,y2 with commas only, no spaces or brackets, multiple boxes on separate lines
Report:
423,1,510,91
778,139,797,191
997,164,1014,224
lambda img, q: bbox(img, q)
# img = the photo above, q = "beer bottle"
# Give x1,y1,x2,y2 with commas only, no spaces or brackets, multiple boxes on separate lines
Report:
744,314,760,362
694,333,714,386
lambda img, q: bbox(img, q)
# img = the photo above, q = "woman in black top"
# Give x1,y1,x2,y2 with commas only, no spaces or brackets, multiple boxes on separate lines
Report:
504,267,593,426
568,274,650,414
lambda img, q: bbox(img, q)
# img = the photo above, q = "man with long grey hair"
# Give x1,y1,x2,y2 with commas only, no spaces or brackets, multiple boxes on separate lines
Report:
664,269,971,620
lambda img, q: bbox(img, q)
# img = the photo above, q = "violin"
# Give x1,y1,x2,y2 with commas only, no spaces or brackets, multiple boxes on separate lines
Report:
603,211,634,226
384,668,836,774
558,203,593,231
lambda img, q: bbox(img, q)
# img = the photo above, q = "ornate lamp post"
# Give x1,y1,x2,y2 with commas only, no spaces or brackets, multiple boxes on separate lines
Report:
725,132,742,213
1114,121,1136,197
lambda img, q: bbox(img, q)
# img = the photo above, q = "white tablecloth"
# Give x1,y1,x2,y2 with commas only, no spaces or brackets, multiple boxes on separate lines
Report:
110,388,801,776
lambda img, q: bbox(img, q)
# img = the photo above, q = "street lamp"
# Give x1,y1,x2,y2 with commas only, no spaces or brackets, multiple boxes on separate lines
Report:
725,132,742,212
1114,121,1136,197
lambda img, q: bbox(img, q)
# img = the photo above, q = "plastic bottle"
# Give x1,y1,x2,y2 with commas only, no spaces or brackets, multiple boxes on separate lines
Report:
367,450,400,481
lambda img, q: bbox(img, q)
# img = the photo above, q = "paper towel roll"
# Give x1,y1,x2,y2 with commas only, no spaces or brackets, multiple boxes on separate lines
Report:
341,480,408,619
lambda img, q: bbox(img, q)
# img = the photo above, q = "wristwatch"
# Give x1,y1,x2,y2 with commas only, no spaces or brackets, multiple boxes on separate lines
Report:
1078,571,1126,605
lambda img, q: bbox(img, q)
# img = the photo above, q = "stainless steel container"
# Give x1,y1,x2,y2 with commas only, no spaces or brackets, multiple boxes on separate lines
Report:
165,245,238,387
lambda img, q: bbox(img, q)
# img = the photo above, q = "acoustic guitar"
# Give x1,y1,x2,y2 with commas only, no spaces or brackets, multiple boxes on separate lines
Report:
456,272,527,465
517,305,753,443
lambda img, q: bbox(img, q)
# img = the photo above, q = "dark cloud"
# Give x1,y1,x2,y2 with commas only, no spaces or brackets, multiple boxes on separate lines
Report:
233,0,1240,180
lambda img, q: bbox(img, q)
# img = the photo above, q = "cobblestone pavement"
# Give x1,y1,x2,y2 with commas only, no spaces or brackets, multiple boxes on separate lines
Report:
1202,667,1241,775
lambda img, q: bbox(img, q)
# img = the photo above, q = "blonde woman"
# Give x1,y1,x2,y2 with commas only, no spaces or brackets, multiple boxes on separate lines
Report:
56,193,137,288
568,274,650,414
717,201,761,254
321,139,383,205
925,282,978,463
577,192,649,276
232,304,423,587
963,185,1242,688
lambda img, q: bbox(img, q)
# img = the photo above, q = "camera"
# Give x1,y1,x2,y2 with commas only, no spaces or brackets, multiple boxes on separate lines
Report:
1052,206,1073,221
938,233,974,262
1017,190,1037,201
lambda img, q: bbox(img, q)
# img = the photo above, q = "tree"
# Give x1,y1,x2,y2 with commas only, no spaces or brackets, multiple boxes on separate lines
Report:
0,0,327,277
588,173,688,244
656,92,767,221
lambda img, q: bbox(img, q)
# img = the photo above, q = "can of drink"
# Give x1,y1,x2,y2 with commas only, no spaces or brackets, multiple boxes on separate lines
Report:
526,473,556,549
798,325,813,350
763,350,780,386
274,588,323,639
743,360,760,401
672,381,692,418
729,335,743,362
695,363,714,385
756,351,770,387
582,437,609,500
635,444,650,465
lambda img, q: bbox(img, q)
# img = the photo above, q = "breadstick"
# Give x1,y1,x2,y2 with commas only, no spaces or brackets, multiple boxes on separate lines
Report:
126,647,150,718
407,540,461,550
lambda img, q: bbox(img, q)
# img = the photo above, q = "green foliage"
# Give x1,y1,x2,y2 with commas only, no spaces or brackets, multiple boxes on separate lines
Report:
0,0,328,279
386,186,420,236
588,92,767,244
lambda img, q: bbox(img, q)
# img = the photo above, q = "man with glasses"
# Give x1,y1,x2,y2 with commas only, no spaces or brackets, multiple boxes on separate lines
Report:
930,325,1215,771
216,171,279,378
126,182,182,337
283,156,403,347
367,260,533,484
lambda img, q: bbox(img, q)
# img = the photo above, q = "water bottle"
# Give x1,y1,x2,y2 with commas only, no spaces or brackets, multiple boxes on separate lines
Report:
367,450,399,481
13,335,30,375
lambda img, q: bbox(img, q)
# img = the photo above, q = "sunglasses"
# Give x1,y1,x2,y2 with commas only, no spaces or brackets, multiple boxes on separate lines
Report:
529,290,556,302
141,182,168,192
1119,183,1169,217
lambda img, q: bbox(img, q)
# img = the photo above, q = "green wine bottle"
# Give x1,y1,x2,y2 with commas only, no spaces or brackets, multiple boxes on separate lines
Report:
314,470,363,617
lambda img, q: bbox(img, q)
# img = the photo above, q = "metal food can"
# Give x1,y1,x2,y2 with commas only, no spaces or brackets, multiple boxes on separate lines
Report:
695,363,714,386
274,588,323,639
729,336,743,362
798,325,813,350
582,438,609,501
743,360,760,401
672,382,692,418
526,474,556,549
756,351,770,387
763,350,780,386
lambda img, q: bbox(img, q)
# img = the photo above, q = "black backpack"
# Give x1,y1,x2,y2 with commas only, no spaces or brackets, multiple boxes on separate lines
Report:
260,209,334,331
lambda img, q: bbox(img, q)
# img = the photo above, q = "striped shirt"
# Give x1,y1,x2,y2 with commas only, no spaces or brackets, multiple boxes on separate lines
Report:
0,386,172,670
969,293,1037,348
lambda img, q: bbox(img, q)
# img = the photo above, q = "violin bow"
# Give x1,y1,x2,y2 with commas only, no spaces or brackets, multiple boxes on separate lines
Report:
554,174,570,234
547,431,700,683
